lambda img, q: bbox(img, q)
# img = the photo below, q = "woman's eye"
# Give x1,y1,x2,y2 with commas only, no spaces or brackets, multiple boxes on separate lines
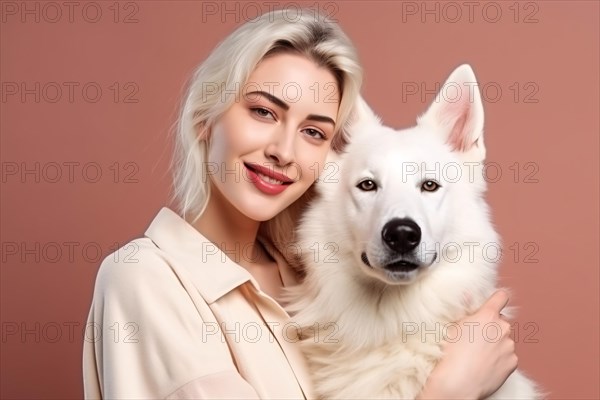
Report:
251,107,275,119
357,179,377,191
304,128,326,140
421,180,441,192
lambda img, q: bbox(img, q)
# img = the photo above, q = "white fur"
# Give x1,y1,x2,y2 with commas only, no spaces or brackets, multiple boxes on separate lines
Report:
284,65,544,399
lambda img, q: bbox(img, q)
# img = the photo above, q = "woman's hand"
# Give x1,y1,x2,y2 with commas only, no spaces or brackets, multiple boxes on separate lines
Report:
417,290,518,400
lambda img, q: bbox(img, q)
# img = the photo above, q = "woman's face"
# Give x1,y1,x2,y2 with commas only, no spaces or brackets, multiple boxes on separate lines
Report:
206,52,340,221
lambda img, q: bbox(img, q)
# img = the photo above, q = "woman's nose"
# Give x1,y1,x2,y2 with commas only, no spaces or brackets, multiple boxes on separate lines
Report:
265,127,295,166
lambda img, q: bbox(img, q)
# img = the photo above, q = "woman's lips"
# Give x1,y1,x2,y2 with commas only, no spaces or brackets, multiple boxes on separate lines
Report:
244,163,292,195
244,162,294,183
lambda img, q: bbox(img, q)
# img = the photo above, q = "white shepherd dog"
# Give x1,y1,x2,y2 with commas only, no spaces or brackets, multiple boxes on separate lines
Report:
285,65,543,399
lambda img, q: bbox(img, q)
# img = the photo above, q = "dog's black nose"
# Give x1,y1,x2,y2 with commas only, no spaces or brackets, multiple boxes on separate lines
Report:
382,218,421,253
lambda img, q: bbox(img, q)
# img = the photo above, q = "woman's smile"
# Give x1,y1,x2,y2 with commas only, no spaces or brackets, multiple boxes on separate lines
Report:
244,162,294,195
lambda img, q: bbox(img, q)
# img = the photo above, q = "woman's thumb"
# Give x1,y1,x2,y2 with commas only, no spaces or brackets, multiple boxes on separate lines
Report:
483,290,510,314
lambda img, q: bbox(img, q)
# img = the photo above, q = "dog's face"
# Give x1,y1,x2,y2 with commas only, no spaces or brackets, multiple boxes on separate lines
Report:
338,65,488,285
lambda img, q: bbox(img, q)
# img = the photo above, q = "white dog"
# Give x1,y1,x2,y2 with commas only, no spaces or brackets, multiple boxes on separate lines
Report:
285,65,543,399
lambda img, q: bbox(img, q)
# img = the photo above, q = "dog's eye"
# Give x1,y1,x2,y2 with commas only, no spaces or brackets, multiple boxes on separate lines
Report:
421,180,441,192
357,179,377,191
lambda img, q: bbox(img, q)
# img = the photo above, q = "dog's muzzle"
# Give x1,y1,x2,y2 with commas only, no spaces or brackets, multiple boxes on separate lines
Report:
361,218,430,273
361,252,421,272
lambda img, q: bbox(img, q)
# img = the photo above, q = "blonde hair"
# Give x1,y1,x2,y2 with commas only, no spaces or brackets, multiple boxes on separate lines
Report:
169,9,362,267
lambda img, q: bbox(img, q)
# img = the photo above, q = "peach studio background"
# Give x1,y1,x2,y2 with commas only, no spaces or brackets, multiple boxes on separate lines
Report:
1,1,598,399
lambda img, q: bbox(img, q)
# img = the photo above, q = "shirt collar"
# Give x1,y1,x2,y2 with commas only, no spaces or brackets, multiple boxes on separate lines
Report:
144,207,299,304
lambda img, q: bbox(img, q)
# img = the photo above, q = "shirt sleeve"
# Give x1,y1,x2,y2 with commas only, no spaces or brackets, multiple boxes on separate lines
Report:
82,241,260,399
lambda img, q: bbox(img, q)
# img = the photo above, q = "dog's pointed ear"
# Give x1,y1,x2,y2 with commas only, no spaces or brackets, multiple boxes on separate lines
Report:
353,95,381,124
348,95,381,131
417,64,485,161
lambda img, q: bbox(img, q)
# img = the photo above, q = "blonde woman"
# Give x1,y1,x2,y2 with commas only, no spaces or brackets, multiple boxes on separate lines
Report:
83,9,518,399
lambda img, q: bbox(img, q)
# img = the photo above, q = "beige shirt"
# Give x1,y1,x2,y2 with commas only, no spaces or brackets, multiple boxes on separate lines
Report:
83,207,315,399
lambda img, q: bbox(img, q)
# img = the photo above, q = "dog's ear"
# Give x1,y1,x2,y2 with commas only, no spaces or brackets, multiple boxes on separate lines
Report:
345,95,382,144
349,95,381,128
417,64,485,161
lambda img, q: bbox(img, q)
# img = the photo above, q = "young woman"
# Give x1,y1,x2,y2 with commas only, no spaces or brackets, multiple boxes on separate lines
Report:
83,9,518,399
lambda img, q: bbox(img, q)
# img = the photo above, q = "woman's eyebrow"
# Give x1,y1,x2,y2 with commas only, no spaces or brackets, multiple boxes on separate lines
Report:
306,114,335,126
245,90,335,126
245,91,289,110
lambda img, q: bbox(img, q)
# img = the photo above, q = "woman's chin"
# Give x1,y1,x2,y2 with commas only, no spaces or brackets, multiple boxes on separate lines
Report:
241,205,284,222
